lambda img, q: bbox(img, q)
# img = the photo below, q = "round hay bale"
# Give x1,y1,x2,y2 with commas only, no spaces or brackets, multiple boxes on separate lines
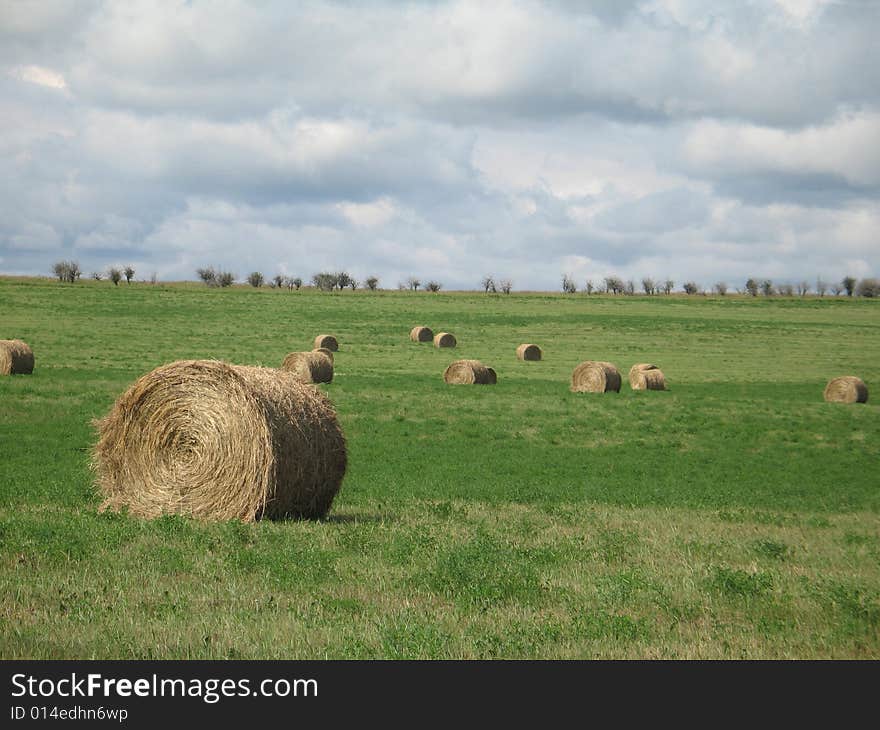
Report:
410,326,434,343
92,360,347,521
570,361,621,393
824,376,868,404
0,339,34,375
282,351,334,383
486,367,497,385
629,363,666,391
434,332,456,348
314,334,338,352
443,359,493,385
516,343,542,361
312,347,334,364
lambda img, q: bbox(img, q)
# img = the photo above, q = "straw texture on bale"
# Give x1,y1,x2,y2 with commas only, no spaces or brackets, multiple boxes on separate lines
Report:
0,339,34,375
313,334,338,352
434,332,456,348
486,367,497,385
516,343,542,361
629,363,666,391
282,351,334,383
570,361,622,393
443,359,493,385
410,326,434,343
93,360,347,521
312,347,334,364
823,376,868,404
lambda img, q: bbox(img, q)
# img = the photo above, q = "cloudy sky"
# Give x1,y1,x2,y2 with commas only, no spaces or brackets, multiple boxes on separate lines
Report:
2,0,878,290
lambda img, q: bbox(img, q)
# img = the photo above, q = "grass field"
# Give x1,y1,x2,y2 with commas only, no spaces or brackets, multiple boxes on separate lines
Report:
1,277,878,658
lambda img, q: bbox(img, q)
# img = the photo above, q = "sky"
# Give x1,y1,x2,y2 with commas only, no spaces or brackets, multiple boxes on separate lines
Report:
1,0,879,291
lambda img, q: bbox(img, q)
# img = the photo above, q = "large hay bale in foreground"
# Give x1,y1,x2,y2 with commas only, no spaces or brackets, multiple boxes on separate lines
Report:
93,360,347,521
570,361,621,393
516,343,542,361
434,332,456,348
824,376,868,404
0,339,34,375
410,326,434,343
443,359,493,385
629,363,666,391
314,334,338,352
282,351,334,383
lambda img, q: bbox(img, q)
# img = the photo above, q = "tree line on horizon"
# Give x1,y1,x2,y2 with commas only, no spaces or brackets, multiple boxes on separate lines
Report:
47,259,879,297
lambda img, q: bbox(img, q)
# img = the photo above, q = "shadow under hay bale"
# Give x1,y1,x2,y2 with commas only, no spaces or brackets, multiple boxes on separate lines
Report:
516,343,542,361
434,332,457,348
314,334,338,351
823,376,868,403
486,367,497,384
93,360,347,521
629,363,666,391
410,326,434,342
443,359,494,385
282,351,334,383
571,361,621,393
0,339,34,375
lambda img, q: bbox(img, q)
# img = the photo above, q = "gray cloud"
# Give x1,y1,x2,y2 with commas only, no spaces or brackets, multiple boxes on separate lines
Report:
1,0,878,289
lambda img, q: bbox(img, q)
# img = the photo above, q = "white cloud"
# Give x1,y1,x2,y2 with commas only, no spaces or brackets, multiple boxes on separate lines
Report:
8,64,67,89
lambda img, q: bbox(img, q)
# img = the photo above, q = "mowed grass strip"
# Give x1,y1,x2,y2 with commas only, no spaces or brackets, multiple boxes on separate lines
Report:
1,501,878,659
0,278,878,658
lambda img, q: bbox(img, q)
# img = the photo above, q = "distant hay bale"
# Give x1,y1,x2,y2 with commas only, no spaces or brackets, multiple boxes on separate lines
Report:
486,367,497,385
434,332,456,348
314,334,338,352
282,351,334,383
0,339,34,375
824,376,868,404
570,361,621,393
443,359,493,385
92,360,347,521
516,344,542,361
312,347,334,364
629,363,666,391
410,326,434,342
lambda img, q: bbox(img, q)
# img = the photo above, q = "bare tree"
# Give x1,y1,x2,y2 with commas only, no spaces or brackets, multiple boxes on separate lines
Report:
247,271,264,288
831,282,843,296
365,276,379,291
760,279,775,296
796,281,810,297
604,276,624,295
108,267,122,286
816,277,827,297
481,275,495,293
271,275,284,288
123,266,135,284
842,276,856,297
407,276,421,291
584,280,595,295
312,272,337,291
349,277,358,290
562,274,577,294
426,281,442,292
52,260,81,283
682,281,699,295
642,277,655,295
855,278,880,297
663,279,674,295
197,267,217,286
91,271,103,281
714,281,728,296
625,279,635,295
217,271,235,287
499,279,512,294
745,278,758,296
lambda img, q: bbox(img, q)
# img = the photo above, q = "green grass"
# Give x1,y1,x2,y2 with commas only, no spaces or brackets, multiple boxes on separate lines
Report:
1,277,878,658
